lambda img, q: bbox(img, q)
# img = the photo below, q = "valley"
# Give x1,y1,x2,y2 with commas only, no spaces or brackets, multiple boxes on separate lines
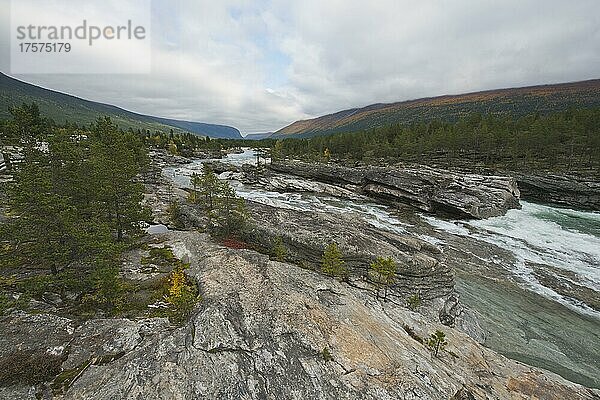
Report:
0,78,598,399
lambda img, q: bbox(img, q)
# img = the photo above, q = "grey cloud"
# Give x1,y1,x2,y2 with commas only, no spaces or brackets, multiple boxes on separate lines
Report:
274,0,600,117
1,0,599,132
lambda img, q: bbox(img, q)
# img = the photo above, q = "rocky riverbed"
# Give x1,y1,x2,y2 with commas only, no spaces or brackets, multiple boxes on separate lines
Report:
167,150,600,389
269,160,521,219
1,149,598,398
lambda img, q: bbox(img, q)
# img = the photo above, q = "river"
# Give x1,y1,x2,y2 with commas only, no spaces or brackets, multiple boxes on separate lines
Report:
164,148,600,388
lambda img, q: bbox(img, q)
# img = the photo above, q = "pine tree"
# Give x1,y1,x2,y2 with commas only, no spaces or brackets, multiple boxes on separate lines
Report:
321,242,348,280
427,330,448,357
272,236,287,261
189,172,201,203
211,181,248,237
89,117,151,242
2,131,113,273
191,164,248,237
271,140,284,161
369,257,397,301
197,164,221,212
7,102,48,139
4,144,79,273
406,293,422,311
1,108,152,295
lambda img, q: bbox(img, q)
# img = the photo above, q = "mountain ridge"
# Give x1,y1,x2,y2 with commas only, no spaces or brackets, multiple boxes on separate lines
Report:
276,79,600,137
243,132,274,140
0,72,242,139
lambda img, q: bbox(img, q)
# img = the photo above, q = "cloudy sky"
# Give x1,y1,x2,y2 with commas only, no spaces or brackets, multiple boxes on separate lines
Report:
1,0,599,134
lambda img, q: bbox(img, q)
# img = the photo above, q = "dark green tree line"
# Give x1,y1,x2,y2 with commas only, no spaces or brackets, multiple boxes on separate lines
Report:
271,108,600,170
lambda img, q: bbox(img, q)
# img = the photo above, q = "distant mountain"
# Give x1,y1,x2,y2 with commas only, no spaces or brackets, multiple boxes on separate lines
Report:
0,72,242,139
243,132,273,140
275,80,600,137
150,117,242,139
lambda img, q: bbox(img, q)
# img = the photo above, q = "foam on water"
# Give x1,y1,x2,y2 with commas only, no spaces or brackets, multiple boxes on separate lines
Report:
423,201,600,317
468,202,600,290
165,150,599,318
166,151,411,238
421,216,471,236
233,180,409,235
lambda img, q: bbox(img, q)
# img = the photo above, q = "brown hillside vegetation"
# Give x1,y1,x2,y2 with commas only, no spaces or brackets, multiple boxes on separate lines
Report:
277,79,600,136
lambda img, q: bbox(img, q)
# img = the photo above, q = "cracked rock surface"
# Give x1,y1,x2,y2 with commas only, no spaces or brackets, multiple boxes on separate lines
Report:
242,201,454,304
1,230,597,399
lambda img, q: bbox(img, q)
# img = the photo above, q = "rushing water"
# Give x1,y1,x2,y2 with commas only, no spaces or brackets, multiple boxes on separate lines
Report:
165,148,600,387
166,150,410,236
166,149,600,317
424,202,600,317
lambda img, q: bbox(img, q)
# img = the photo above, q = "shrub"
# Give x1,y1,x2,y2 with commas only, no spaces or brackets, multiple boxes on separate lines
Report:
271,236,287,262
369,257,397,300
427,330,448,357
17,270,93,302
321,242,348,281
142,246,177,266
82,263,124,312
222,237,248,249
406,293,422,311
50,359,92,395
167,201,186,229
164,266,199,325
0,275,17,288
322,347,334,362
17,275,53,299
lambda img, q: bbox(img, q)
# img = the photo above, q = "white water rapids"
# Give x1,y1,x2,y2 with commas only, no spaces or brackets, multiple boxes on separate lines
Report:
165,149,600,319
163,148,600,387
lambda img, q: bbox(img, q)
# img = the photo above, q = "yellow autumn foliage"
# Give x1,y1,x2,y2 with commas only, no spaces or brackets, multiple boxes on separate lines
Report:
164,266,199,325
166,268,186,302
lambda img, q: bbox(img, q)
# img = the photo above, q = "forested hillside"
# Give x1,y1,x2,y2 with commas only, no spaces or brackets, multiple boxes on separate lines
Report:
0,73,242,139
276,80,600,137
272,108,600,172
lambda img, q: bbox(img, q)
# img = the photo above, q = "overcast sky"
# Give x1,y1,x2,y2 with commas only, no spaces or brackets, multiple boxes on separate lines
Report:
1,0,599,134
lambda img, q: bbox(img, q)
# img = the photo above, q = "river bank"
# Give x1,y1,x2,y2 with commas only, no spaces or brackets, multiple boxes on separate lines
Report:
1,148,598,398
164,149,600,389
